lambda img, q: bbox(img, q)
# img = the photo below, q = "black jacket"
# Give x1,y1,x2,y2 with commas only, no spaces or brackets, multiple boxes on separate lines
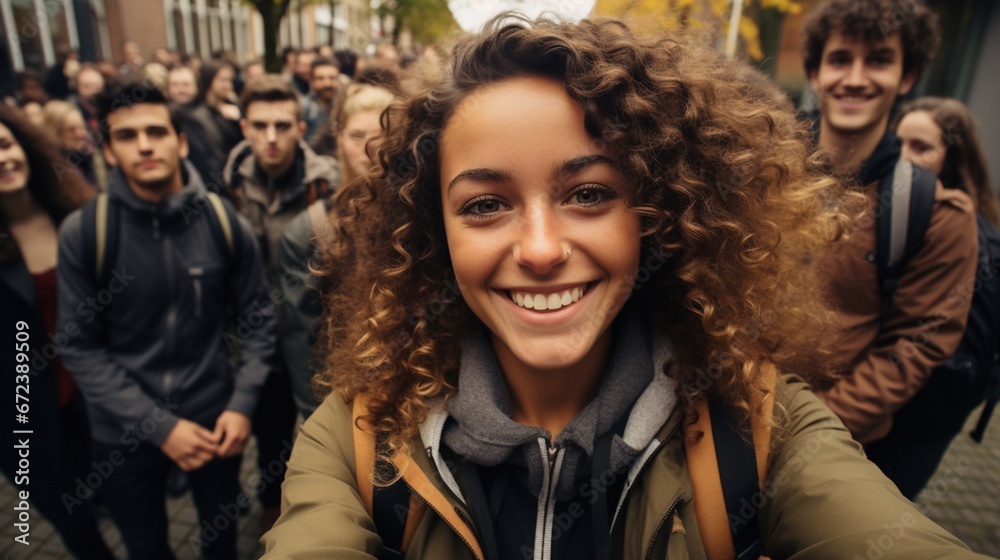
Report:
0,258,69,477
57,163,275,446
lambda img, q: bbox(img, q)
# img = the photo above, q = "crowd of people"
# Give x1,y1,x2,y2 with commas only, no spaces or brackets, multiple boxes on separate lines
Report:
1,0,998,558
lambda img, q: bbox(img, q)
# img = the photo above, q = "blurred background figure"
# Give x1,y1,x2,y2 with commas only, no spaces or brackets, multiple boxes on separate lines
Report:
243,59,266,88
15,70,49,106
167,65,199,106
70,64,105,144
180,61,243,191
292,48,317,95
19,101,44,127
896,97,998,224
332,84,393,187
118,40,144,75
0,103,115,560
885,96,1000,497
302,56,342,146
279,82,395,418
41,101,105,190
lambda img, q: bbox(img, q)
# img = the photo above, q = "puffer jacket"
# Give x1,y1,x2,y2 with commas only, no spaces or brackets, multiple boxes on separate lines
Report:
261,372,987,559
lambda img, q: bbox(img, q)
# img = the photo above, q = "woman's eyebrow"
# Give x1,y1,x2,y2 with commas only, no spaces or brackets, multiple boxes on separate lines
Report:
446,167,513,194
556,155,616,178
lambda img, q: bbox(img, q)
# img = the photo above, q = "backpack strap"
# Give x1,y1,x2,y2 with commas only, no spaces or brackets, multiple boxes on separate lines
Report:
687,364,776,560
877,160,937,322
204,191,236,259
353,398,438,559
81,193,119,286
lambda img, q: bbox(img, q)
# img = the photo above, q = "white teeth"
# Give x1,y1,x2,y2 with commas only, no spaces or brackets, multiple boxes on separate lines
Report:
509,285,586,311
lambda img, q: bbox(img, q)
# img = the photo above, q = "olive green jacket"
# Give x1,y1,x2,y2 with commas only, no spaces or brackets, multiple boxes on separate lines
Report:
261,375,988,559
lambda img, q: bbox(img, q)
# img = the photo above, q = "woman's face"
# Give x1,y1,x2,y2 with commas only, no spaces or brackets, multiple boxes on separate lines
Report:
897,110,946,176
439,76,641,372
337,110,382,182
0,123,30,193
210,66,235,100
60,110,92,152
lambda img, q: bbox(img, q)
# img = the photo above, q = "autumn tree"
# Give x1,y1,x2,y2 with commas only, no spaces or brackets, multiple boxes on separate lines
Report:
373,0,459,46
593,0,801,61
246,0,293,72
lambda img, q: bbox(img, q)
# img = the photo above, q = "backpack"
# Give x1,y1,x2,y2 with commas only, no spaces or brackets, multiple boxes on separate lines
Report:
80,191,241,286
876,159,1000,443
353,366,777,560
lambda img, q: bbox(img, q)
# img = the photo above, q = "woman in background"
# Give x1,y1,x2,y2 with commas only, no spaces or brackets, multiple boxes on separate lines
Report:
887,97,1000,498
896,97,997,225
277,83,396,418
41,100,104,190
0,103,114,559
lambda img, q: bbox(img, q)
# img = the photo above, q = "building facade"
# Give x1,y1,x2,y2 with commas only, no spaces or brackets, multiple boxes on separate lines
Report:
1,0,372,71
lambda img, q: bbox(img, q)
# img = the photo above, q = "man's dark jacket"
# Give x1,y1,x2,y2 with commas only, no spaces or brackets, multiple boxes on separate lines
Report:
57,163,275,446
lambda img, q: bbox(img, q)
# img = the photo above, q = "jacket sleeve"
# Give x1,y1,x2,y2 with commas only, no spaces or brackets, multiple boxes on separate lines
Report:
818,187,978,443
762,377,990,559
56,210,180,446
261,395,381,558
223,213,275,417
278,211,323,417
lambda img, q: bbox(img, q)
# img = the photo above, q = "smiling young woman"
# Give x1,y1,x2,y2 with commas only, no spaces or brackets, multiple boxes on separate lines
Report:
261,16,989,560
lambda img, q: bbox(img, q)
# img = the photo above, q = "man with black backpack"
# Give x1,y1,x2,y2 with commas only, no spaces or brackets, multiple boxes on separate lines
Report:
803,0,979,499
57,77,274,559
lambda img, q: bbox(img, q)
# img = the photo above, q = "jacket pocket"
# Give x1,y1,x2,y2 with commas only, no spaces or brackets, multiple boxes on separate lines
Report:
188,266,224,319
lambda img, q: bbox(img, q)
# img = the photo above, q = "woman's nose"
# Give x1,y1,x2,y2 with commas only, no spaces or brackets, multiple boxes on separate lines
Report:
513,205,570,275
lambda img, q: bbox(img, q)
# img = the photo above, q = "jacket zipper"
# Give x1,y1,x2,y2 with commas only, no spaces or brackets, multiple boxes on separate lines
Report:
190,267,204,319
611,420,684,537
159,214,176,399
534,440,563,560
646,496,684,560
402,478,482,560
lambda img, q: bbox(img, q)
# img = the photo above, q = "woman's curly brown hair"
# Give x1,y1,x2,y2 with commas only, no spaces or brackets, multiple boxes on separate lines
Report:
315,16,864,462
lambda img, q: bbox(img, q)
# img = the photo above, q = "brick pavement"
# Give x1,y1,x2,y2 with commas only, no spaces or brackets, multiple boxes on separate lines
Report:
2,409,999,559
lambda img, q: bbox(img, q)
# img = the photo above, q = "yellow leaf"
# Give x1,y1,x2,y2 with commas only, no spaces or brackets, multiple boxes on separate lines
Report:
739,14,763,59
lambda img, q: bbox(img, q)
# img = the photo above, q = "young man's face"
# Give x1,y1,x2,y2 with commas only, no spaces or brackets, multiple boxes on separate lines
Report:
310,64,340,103
241,100,304,177
809,31,915,139
103,103,188,195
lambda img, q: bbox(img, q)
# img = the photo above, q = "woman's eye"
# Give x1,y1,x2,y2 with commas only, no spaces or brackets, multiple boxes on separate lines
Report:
472,200,501,214
569,186,615,206
460,197,504,217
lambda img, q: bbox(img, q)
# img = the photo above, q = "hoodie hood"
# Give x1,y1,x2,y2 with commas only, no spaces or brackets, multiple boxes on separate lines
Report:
106,159,209,219
223,139,340,208
859,131,902,187
436,304,677,501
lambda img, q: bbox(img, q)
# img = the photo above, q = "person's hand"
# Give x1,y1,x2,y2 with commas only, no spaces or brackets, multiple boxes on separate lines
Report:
218,103,241,121
213,410,251,458
161,419,219,471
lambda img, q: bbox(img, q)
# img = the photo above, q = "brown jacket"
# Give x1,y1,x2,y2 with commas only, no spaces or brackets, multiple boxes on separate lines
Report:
817,179,978,444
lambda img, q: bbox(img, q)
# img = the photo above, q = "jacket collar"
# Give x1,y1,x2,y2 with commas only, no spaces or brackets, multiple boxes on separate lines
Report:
858,131,902,187
106,159,208,218
418,312,679,505
227,139,340,213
